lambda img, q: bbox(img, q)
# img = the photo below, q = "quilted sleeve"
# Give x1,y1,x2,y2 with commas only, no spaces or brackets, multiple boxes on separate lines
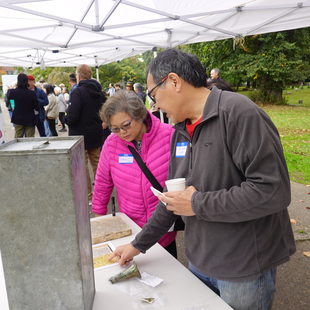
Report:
92,143,114,215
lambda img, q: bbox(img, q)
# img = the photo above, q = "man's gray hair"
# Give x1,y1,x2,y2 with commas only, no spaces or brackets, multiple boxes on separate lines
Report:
147,49,207,87
211,68,220,76
100,90,147,125
133,83,143,91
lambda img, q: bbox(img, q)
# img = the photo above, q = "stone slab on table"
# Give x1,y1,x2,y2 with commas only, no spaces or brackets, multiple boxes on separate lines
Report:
91,215,132,244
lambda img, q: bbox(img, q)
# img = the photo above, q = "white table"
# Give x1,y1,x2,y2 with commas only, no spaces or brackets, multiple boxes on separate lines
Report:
0,213,232,310
0,251,9,310
92,213,232,310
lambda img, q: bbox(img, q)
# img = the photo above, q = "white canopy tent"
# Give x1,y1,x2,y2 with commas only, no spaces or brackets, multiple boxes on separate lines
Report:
0,0,309,68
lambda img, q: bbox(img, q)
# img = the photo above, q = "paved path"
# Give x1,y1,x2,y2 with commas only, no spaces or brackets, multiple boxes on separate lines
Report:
1,99,309,309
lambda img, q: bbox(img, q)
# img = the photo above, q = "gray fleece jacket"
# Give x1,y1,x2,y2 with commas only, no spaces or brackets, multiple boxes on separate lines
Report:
132,87,296,281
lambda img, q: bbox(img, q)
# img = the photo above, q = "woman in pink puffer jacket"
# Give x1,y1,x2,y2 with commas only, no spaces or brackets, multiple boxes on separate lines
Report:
92,90,177,257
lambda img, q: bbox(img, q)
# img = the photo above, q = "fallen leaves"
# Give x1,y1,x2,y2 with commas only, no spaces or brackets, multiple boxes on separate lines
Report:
303,251,310,257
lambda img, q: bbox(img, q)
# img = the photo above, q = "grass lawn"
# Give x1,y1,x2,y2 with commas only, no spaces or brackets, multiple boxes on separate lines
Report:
239,88,310,184
283,87,310,107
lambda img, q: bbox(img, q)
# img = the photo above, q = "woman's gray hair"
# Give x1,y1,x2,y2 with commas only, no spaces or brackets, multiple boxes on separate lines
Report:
100,90,147,125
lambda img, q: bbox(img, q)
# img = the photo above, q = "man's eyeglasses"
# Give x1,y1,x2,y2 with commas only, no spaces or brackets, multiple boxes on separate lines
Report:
147,76,168,103
110,119,133,133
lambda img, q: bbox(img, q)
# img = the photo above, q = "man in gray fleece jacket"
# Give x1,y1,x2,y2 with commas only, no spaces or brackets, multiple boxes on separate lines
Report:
111,49,296,310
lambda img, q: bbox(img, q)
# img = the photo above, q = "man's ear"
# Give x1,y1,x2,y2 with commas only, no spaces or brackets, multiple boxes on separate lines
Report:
167,73,182,91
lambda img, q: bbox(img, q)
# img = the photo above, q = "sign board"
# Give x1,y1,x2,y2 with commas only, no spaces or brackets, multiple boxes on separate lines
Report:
1,75,18,144
1,75,18,94
0,104,5,144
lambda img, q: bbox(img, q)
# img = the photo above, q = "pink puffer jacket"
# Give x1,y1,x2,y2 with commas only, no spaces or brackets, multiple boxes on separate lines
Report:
92,112,176,247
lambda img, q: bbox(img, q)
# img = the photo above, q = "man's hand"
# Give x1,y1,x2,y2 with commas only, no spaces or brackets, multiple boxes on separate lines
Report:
161,185,197,216
109,244,141,266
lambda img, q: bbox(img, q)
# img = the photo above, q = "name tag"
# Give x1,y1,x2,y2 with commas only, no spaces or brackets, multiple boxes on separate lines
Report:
176,142,188,158
118,154,134,164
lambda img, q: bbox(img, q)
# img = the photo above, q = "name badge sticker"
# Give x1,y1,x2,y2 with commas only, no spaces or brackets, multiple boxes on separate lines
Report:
176,142,188,158
118,154,134,164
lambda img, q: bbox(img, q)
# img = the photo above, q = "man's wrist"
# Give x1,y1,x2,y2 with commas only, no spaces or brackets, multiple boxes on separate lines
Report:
131,240,146,254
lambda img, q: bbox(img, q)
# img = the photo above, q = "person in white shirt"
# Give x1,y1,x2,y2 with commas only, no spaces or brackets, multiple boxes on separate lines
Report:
107,83,115,96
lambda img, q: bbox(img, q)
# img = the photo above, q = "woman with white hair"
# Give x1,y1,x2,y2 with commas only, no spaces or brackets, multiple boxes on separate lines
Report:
55,86,67,132
44,84,59,136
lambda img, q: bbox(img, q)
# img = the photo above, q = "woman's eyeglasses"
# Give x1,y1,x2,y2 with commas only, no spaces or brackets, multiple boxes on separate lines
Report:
147,76,168,103
110,119,133,133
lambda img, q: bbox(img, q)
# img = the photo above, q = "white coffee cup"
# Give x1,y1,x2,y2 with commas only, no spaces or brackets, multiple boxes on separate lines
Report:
165,178,186,191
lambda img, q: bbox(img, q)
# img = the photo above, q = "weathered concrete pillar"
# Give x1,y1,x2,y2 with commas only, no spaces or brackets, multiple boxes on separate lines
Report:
0,137,95,310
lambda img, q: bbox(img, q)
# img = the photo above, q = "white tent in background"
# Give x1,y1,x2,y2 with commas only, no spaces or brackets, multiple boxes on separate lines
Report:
0,0,309,68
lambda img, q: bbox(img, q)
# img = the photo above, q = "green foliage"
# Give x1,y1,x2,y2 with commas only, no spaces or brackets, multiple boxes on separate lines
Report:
237,32,305,90
184,27,310,104
47,70,72,87
28,67,53,82
98,62,123,87
15,66,75,88
98,54,148,89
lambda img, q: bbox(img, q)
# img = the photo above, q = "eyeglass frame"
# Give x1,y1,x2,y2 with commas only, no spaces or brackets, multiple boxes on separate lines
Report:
147,75,168,103
109,119,134,133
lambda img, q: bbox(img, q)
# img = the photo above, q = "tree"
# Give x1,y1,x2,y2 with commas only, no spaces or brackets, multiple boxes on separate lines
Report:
48,69,73,86
98,54,147,89
98,62,123,88
184,27,310,104
22,66,75,88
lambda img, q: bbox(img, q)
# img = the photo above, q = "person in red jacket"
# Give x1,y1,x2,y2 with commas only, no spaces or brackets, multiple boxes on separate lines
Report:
92,90,177,257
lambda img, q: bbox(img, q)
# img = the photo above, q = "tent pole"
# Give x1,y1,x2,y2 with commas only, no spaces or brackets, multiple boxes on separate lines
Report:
96,67,99,81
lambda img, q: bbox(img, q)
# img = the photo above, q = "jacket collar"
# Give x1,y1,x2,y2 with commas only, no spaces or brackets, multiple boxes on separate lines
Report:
175,86,221,131
201,86,221,122
120,111,161,150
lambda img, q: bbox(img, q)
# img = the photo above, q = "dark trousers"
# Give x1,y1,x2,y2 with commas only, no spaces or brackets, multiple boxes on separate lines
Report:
59,112,66,129
85,147,101,200
47,118,58,136
164,240,177,258
35,115,46,137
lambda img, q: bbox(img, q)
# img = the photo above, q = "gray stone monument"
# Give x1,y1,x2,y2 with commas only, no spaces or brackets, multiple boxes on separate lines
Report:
0,137,95,310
